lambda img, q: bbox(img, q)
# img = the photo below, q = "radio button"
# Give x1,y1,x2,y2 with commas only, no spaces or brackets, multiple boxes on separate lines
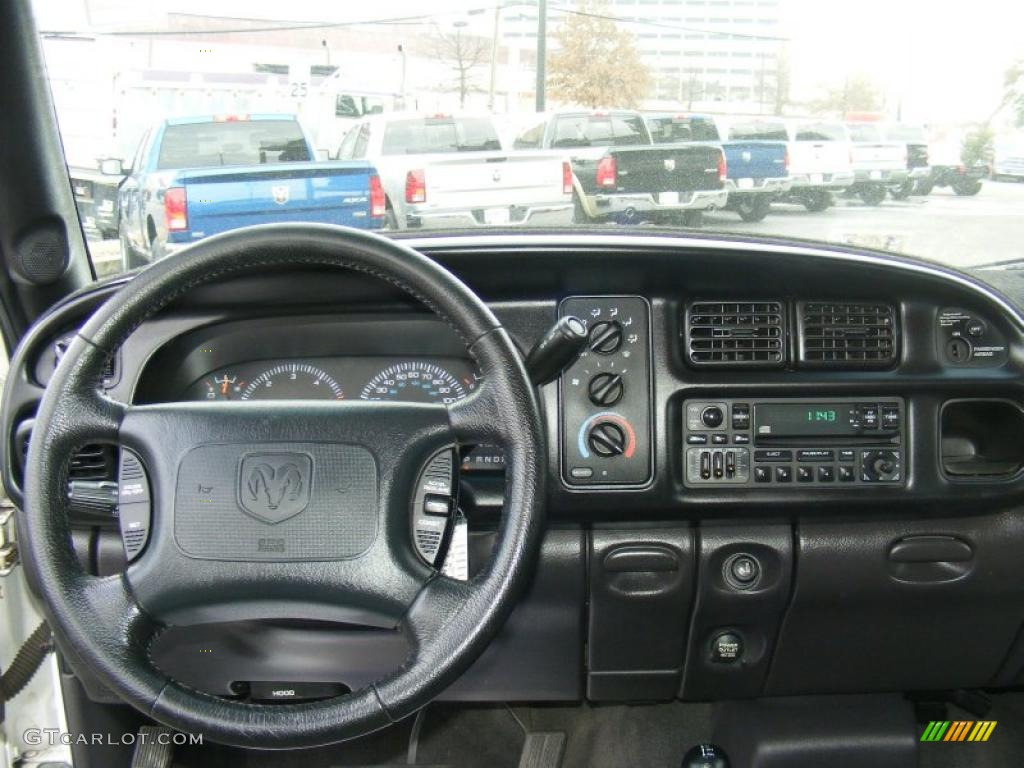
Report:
860,404,880,429
754,466,771,483
775,466,793,483
755,449,793,462
881,406,900,429
733,434,750,445
687,434,708,445
817,466,835,482
731,404,751,430
839,449,856,462
838,465,855,482
797,466,813,482
797,449,834,462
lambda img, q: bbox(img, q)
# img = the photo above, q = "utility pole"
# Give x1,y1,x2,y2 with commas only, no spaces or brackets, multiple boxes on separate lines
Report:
488,5,501,111
535,0,547,112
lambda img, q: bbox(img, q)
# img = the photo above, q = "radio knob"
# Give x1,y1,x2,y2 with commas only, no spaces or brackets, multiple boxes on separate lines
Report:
588,320,623,355
588,372,625,407
701,406,725,429
587,421,626,457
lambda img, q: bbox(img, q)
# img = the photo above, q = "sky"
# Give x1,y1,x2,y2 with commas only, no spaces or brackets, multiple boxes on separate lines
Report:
33,0,1024,124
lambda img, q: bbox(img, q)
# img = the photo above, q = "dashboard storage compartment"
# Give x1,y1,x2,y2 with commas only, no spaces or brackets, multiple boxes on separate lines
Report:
767,514,1024,695
941,399,1024,479
587,529,694,701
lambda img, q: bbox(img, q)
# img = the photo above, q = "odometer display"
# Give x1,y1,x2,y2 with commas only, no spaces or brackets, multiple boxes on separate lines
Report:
241,363,344,401
360,362,469,404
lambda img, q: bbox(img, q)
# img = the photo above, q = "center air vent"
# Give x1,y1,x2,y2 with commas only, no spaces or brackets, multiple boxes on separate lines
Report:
685,301,785,367
798,302,897,367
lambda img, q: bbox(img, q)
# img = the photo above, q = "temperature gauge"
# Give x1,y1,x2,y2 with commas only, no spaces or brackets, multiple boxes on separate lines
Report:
203,374,245,400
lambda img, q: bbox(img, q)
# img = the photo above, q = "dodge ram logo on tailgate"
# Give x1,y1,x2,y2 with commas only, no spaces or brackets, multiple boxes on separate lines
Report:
238,453,312,523
664,158,676,171
272,185,290,205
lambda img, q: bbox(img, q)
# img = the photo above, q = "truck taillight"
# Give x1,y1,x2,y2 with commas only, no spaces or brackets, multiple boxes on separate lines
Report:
717,153,727,183
596,156,617,189
164,187,187,232
369,175,386,218
405,169,426,204
784,146,790,171
562,161,573,195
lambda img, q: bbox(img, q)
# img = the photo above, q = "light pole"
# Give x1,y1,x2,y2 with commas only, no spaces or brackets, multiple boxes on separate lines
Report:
487,5,501,111
535,0,547,112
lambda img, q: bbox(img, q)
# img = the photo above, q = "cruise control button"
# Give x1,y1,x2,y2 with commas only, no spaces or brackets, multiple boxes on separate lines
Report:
754,450,792,462
775,466,792,482
423,494,451,516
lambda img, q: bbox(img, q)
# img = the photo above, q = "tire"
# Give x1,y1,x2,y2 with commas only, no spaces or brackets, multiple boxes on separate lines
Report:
734,195,771,222
572,193,594,224
858,184,887,206
953,179,982,196
913,179,935,196
681,210,703,228
802,189,831,212
889,180,914,200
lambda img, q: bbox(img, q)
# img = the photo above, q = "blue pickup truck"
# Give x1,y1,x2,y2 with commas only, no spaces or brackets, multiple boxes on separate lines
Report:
117,114,384,269
645,113,790,222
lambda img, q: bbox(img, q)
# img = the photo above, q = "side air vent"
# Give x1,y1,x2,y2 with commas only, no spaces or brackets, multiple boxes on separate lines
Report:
797,302,898,367
15,423,117,485
54,335,118,385
685,301,785,366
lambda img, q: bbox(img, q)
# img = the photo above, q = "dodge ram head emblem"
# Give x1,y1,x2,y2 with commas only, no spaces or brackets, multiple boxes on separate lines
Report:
238,453,312,523
742,150,752,162
664,158,676,171
271,185,290,205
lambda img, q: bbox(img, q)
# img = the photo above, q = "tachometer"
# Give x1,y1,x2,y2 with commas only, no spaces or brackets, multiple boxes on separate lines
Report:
360,362,470,404
241,363,344,401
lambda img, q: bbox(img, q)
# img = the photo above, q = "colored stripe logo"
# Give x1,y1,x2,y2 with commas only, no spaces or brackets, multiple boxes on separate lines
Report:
921,721,997,742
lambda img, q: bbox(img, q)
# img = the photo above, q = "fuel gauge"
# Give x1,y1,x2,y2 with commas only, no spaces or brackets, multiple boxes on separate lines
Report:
203,373,245,400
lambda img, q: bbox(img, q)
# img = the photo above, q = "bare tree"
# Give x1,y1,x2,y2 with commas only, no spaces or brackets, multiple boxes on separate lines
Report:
430,26,489,108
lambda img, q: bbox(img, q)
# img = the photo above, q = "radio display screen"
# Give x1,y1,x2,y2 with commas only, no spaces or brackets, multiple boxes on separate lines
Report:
755,403,860,437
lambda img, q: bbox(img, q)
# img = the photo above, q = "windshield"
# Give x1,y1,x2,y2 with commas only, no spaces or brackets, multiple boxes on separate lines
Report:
29,0,1023,280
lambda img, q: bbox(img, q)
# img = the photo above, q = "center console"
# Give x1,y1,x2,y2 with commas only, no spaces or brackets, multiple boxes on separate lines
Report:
683,397,905,488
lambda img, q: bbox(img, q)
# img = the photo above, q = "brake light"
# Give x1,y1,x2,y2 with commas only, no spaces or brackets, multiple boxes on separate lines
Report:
717,152,727,183
369,174,386,218
213,114,249,122
562,161,573,195
164,187,187,232
405,169,426,204
596,156,617,189
784,146,790,171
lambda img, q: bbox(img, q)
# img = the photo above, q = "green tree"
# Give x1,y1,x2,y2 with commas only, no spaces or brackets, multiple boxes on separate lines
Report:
1004,60,1024,127
548,0,651,109
962,125,994,166
811,74,883,116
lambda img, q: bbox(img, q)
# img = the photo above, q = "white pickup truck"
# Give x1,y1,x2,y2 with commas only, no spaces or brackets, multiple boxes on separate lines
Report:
777,120,855,212
845,122,909,205
335,113,573,229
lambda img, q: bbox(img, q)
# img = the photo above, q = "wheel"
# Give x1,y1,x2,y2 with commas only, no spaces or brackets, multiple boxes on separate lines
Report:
953,179,982,196
23,224,545,749
858,184,887,206
681,210,703,228
572,193,594,224
734,195,771,222
889,180,914,200
913,179,934,196
802,189,831,212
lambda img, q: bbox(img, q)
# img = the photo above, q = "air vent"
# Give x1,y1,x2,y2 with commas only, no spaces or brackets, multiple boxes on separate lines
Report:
17,428,117,483
54,335,118,385
798,302,897,367
685,301,785,366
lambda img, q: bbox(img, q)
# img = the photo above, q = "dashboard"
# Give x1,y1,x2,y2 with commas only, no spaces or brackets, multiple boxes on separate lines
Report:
7,232,1024,708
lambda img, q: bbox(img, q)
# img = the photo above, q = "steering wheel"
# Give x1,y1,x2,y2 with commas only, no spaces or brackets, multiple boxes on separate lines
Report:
19,224,545,748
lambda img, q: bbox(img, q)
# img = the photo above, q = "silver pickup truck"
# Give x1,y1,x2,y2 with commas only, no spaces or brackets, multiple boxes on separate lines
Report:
335,113,573,229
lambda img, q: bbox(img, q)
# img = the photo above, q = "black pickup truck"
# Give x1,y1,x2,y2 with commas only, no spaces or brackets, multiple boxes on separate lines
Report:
513,110,727,226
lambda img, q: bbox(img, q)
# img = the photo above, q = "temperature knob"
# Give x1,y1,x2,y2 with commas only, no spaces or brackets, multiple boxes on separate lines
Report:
588,372,625,407
588,320,623,355
587,421,627,457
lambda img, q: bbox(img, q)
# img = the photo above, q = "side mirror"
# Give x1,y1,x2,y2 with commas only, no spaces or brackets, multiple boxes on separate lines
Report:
100,158,124,176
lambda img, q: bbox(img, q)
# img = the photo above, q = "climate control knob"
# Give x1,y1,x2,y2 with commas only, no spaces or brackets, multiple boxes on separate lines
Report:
588,320,623,355
588,372,625,407
587,421,627,457
701,405,725,429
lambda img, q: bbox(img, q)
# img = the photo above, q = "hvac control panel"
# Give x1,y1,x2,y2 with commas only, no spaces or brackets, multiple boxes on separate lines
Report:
560,296,652,488
682,397,905,488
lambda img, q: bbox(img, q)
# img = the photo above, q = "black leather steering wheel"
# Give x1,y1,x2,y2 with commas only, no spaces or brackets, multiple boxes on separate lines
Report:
19,224,545,748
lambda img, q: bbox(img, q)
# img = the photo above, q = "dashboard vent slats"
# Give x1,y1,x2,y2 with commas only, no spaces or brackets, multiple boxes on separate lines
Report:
685,301,785,367
798,302,897,368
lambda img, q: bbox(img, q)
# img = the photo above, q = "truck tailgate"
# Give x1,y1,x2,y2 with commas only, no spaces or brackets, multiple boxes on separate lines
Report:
850,142,906,172
609,145,722,194
420,152,566,208
181,161,376,236
789,141,852,176
720,141,788,182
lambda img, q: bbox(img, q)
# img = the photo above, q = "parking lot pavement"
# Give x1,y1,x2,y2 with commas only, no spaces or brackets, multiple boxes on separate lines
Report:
84,180,1024,278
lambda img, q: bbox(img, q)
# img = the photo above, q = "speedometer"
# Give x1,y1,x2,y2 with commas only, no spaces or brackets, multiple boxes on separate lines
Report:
241,363,344,401
360,362,470,404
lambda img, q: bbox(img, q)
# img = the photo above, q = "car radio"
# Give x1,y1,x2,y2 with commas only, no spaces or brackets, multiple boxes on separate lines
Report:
682,397,905,488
